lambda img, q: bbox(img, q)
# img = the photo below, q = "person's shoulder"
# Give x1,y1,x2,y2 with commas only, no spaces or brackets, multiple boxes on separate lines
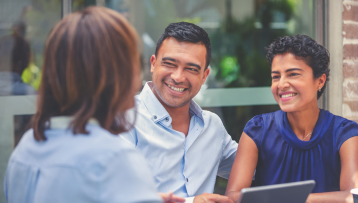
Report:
202,110,224,124
326,110,358,129
9,129,36,160
37,125,136,167
323,110,358,150
244,110,280,134
202,109,220,118
249,110,278,123
84,125,135,153
67,126,141,172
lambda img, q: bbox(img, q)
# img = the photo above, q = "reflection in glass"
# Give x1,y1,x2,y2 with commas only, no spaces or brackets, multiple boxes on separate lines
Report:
0,22,36,96
0,0,61,96
72,0,96,12
14,115,33,147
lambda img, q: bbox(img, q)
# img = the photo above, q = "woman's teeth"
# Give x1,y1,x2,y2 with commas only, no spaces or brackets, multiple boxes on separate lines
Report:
168,84,185,92
281,93,297,98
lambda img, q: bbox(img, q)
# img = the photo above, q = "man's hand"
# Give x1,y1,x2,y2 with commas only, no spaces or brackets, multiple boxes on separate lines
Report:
159,191,185,203
194,193,234,203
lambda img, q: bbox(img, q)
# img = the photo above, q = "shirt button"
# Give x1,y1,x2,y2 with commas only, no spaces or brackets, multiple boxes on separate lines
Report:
186,178,189,182
165,117,169,122
153,115,157,119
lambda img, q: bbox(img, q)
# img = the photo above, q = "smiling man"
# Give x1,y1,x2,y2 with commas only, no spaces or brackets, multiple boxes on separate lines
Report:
122,22,237,203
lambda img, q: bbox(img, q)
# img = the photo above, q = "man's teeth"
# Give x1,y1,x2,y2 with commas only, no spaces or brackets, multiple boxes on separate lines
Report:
281,93,297,98
168,84,185,92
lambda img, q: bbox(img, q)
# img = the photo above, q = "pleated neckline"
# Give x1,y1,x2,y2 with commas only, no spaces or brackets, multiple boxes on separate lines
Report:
275,109,334,149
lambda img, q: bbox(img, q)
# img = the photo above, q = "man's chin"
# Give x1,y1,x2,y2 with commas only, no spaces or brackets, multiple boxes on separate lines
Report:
162,98,191,108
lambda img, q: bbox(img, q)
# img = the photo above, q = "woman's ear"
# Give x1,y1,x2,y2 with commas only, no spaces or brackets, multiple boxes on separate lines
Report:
318,74,327,90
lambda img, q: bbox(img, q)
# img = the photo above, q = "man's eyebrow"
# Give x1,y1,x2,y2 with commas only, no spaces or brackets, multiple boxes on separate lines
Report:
162,57,177,63
187,63,201,70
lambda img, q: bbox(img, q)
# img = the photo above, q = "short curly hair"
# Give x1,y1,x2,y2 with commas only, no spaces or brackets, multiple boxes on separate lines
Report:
265,34,330,99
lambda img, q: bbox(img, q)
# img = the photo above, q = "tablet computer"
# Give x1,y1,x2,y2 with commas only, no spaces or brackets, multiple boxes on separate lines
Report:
236,180,315,203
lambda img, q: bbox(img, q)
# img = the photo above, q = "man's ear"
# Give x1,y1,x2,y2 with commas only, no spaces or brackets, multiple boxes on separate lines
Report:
202,67,210,85
150,55,156,73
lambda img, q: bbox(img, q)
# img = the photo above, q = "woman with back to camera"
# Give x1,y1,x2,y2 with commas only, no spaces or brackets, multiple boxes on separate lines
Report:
4,6,184,203
225,35,358,203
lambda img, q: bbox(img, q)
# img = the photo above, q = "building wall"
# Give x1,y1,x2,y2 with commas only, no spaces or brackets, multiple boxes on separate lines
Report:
342,0,358,123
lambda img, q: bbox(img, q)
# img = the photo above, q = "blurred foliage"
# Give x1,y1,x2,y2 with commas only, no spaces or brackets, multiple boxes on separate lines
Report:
72,0,96,11
219,56,240,84
22,62,41,90
175,17,202,25
211,0,299,194
210,0,294,88
24,0,61,69
144,0,178,41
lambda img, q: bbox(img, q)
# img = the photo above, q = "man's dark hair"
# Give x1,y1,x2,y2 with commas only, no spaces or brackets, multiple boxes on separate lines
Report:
155,22,211,69
265,34,330,99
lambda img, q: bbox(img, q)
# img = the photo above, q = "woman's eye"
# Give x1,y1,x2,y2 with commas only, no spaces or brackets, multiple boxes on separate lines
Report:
272,76,279,79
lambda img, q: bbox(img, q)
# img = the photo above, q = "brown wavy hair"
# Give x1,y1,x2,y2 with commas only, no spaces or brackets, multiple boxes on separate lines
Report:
32,6,139,140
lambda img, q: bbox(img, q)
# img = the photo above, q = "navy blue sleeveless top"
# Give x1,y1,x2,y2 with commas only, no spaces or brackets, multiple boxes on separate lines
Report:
244,109,358,193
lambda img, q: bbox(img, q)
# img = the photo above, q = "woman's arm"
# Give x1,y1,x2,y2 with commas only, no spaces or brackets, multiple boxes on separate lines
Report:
306,136,358,203
225,132,259,202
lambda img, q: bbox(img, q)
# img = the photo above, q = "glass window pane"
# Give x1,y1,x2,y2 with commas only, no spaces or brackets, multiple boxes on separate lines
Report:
0,0,61,202
72,0,315,195
0,0,61,96
14,114,33,147
72,0,97,12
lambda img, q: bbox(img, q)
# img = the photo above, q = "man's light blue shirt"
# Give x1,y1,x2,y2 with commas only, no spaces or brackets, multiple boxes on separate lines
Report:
4,117,162,203
122,82,238,198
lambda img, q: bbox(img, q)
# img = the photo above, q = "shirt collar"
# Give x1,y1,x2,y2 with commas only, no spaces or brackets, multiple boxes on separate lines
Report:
189,97,204,121
49,116,99,129
139,82,204,124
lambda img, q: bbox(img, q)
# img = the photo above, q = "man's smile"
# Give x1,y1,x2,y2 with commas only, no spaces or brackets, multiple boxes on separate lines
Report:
165,83,188,93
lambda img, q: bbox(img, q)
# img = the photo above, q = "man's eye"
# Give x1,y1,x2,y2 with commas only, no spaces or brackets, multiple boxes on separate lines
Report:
187,68,198,72
164,62,174,66
290,73,299,76
272,76,279,79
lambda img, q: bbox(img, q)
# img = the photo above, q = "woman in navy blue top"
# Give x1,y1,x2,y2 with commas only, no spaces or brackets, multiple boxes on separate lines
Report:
226,35,358,203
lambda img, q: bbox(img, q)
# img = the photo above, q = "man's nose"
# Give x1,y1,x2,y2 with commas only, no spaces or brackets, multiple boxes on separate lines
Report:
171,68,186,83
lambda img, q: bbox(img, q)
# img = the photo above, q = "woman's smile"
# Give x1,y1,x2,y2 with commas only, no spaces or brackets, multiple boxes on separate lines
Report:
279,92,298,101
